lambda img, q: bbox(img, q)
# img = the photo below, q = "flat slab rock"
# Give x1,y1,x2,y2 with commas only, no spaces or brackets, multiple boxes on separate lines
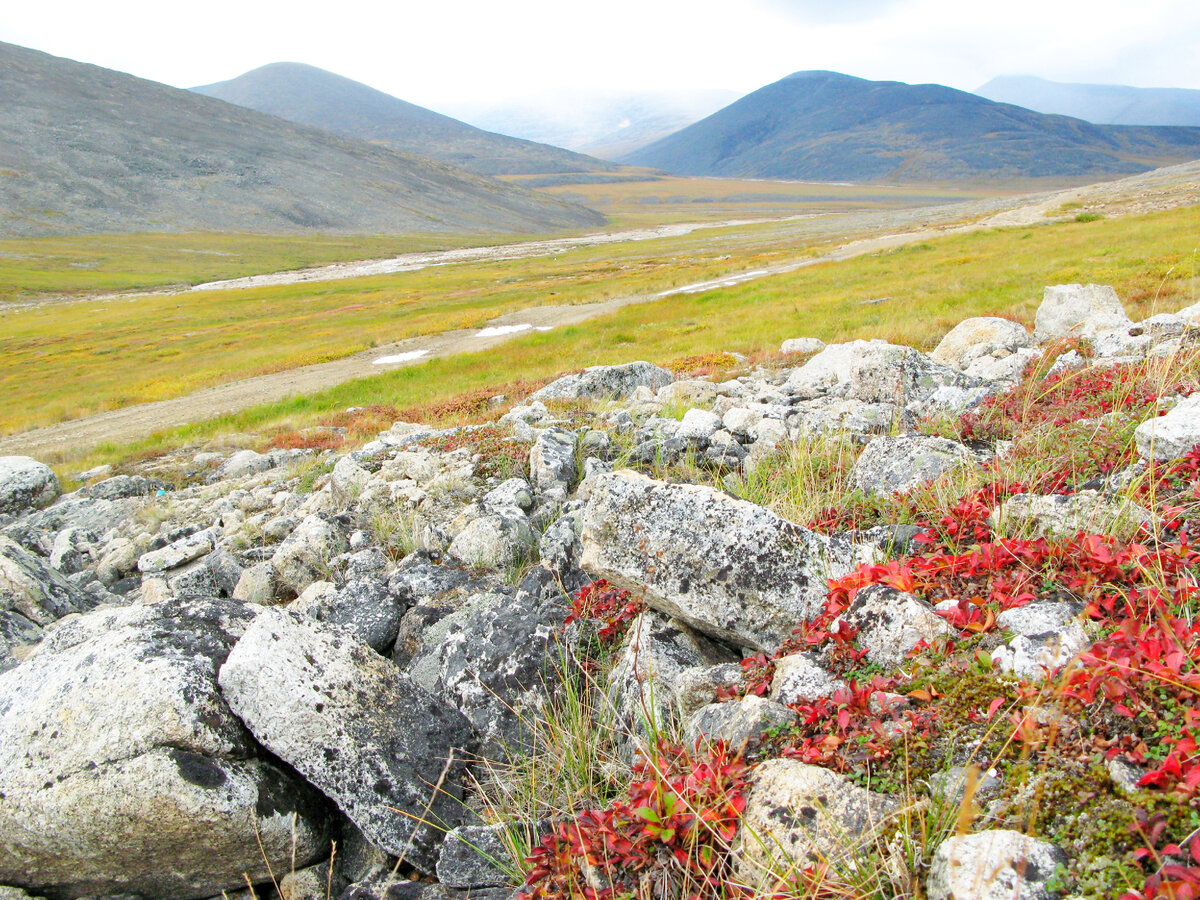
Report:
218,607,476,875
0,597,329,900
580,470,840,652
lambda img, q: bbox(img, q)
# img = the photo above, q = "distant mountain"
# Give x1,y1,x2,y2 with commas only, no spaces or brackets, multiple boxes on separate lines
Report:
193,63,616,177
977,76,1200,127
0,43,604,237
444,90,739,160
622,71,1200,183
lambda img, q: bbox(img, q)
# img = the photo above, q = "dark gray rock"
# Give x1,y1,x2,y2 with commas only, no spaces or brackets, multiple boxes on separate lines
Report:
0,608,41,673
0,597,331,899
290,577,406,653
219,608,476,875
436,822,546,889
0,535,96,626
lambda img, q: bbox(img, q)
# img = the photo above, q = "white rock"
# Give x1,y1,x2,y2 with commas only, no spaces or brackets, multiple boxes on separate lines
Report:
1135,394,1200,461
780,337,825,355
136,528,217,574
446,515,535,569
1033,284,1131,343
770,652,844,704
928,829,1063,900
676,408,723,441
0,457,59,515
851,434,978,495
833,584,953,669
931,317,1033,371
993,623,1091,680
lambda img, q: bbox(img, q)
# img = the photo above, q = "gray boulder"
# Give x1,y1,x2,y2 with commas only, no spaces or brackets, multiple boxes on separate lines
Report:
770,652,844,704
992,624,1091,681
785,340,977,407
606,611,738,755
0,535,95,626
406,581,565,761
79,474,165,500
290,577,406,653
137,527,218,573
931,317,1033,371
736,759,898,890
927,830,1064,900
990,490,1153,539
529,429,578,493
530,361,673,401
851,434,978,495
1134,394,1200,461
270,514,349,598
1034,283,1131,342
0,457,59,516
580,471,843,652
833,584,953,670
684,695,796,752
780,337,825,355
218,607,476,875
0,597,330,899
436,822,545,889
446,514,535,570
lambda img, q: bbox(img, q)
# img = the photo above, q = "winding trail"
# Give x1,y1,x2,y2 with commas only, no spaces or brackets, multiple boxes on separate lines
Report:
3,160,1197,460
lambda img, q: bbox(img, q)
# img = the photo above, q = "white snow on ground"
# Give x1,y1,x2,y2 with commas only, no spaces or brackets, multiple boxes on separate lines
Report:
474,324,553,338
372,350,429,365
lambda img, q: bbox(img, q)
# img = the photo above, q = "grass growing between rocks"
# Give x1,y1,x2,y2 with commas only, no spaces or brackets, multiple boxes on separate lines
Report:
477,347,1200,899
50,203,1200,475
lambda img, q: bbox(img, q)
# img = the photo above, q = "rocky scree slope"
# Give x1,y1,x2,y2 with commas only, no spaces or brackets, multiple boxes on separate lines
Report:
0,284,1199,899
0,41,604,237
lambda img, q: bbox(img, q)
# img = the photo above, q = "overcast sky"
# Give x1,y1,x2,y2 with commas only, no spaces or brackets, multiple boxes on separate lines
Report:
4,0,1200,109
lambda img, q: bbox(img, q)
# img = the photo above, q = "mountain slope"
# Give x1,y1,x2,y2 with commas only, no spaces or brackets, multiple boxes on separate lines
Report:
0,42,605,237
622,71,1200,183
193,63,617,177
977,76,1200,127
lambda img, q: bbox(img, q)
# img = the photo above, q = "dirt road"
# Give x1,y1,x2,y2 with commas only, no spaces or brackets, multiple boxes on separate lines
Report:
3,161,1196,461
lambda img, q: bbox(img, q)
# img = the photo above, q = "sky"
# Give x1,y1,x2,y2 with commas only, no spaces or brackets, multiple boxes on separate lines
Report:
4,0,1200,111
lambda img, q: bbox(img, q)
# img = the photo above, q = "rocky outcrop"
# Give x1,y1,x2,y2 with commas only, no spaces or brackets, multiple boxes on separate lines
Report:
530,361,673,401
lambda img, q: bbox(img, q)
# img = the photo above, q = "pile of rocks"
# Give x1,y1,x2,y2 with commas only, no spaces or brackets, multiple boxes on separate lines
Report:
0,284,1196,899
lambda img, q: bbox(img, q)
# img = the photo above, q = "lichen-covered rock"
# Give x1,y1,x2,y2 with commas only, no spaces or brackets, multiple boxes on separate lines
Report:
437,822,545,889
780,336,825,355
736,759,898,890
785,340,977,407
606,611,738,755
0,598,330,899
0,609,41,673
0,535,95,626
851,434,978,495
770,652,844,704
79,474,165,500
1134,394,1200,461
931,317,1033,371
1034,283,1131,342
993,623,1091,680
676,408,723,443
529,428,578,493
684,695,796,751
136,526,217,573
269,514,349,598
990,490,1153,538
0,457,59,516
580,471,842,652
927,829,1064,900
995,601,1083,636
289,576,405,653
218,607,475,875
406,579,565,762
834,584,953,670
446,514,535,570
530,361,673,401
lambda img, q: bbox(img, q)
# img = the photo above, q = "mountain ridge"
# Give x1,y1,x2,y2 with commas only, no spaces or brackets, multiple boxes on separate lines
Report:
976,75,1200,127
0,42,604,237
192,62,618,177
622,70,1200,183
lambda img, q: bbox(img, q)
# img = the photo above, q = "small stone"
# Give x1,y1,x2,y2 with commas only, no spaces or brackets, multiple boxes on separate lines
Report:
833,584,953,670
684,695,796,752
770,652,844,704
927,829,1064,900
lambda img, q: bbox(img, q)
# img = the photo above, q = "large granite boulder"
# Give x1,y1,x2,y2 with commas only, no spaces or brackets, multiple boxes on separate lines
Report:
0,598,330,899
580,471,842,652
219,607,475,875
0,457,59,516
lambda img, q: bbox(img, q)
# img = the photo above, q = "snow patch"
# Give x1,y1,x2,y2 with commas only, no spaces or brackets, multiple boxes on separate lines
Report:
372,350,429,365
475,324,553,338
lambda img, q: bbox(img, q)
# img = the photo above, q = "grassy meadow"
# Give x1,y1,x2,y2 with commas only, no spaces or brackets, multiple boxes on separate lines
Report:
52,202,1199,473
